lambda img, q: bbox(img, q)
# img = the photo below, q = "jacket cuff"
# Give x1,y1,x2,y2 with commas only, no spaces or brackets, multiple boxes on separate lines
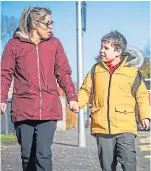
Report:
140,117,151,121
140,114,151,121
67,93,78,103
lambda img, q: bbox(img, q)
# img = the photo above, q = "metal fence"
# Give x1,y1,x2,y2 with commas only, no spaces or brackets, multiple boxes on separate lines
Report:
1,100,14,134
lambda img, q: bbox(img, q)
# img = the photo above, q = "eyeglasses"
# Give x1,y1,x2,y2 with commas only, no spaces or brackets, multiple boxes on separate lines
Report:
39,21,54,27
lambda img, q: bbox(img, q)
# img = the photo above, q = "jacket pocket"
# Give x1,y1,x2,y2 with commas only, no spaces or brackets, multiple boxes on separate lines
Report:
42,94,62,118
91,106,108,130
14,83,31,96
115,105,136,128
115,105,134,114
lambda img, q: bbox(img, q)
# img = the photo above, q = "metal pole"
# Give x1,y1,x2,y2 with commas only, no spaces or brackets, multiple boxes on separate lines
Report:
76,0,86,147
5,104,8,134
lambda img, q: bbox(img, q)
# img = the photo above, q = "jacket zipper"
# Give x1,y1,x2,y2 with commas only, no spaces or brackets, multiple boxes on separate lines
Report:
106,61,123,134
107,74,112,134
36,45,42,120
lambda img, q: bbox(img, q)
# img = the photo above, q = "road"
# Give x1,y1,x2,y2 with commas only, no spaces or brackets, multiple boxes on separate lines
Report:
1,129,150,171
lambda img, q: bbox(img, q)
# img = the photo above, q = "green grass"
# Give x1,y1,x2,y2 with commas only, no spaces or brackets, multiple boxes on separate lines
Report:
0,133,17,145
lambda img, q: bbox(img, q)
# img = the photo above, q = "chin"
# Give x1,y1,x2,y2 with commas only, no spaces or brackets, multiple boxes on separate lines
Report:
41,36,49,39
45,36,49,39
101,59,106,62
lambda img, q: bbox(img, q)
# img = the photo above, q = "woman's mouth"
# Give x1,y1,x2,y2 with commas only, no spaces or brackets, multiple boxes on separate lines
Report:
47,32,52,36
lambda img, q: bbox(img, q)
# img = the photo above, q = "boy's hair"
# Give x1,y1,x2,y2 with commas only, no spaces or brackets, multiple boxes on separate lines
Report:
101,30,127,53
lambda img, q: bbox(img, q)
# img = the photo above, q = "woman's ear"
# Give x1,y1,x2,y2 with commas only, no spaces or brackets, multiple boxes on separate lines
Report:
32,21,38,29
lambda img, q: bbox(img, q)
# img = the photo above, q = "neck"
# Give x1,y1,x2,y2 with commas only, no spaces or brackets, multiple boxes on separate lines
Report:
106,56,122,66
29,30,40,42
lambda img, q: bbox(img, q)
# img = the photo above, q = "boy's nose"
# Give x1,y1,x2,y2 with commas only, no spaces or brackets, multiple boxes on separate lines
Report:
101,49,104,53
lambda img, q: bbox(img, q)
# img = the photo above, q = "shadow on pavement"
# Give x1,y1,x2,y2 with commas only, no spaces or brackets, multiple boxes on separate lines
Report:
53,142,78,147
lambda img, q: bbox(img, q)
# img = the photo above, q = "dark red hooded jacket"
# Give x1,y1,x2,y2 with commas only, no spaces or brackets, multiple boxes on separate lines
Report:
1,33,77,122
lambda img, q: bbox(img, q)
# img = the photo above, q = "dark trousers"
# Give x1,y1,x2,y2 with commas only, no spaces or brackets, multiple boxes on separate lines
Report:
96,133,136,171
14,120,57,171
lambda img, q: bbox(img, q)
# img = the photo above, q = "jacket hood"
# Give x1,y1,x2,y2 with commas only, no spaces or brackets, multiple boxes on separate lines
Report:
124,47,144,68
13,27,30,41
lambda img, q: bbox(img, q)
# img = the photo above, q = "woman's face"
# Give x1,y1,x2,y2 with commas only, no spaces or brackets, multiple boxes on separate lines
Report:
36,14,53,39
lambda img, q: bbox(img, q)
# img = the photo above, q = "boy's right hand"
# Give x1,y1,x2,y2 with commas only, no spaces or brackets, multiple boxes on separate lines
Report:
141,118,150,130
0,103,7,114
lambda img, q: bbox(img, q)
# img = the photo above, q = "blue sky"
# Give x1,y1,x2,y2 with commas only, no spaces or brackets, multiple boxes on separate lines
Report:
1,1,150,82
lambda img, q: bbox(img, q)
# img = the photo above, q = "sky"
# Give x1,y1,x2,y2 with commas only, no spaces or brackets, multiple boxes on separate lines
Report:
1,1,150,82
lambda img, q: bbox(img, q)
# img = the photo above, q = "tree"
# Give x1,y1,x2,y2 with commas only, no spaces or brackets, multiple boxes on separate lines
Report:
143,41,150,58
140,57,150,78
141,42,150,78
1,15,19,56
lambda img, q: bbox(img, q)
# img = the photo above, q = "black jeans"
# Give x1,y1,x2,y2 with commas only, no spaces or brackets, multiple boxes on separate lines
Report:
14,120,57,171
96,133,136,171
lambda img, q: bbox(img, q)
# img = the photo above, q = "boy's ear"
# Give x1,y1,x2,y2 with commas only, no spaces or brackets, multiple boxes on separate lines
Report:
116,49,122,57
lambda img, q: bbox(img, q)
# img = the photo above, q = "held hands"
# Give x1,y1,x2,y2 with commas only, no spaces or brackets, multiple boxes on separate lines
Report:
0,103,7,115
141,118,150,130
69,101,80,113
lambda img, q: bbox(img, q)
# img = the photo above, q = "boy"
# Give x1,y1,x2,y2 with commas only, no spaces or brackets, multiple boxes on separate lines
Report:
78,30,150,171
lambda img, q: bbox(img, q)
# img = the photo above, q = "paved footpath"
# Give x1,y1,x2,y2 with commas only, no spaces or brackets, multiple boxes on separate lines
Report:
1,129,151,171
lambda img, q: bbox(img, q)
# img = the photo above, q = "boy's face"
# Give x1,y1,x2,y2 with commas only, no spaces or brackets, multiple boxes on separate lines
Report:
100,41,121,64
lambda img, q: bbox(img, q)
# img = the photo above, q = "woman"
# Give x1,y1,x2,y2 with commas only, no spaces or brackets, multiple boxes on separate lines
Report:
0,7,79,171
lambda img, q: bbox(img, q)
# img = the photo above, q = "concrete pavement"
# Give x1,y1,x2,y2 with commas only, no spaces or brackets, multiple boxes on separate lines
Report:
1,128,151,171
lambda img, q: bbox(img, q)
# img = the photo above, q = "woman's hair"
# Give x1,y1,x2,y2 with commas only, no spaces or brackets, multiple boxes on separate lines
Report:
16,7,51,38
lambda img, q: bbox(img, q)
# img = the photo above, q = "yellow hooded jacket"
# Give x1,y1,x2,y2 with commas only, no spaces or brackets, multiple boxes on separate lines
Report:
78,57,150,135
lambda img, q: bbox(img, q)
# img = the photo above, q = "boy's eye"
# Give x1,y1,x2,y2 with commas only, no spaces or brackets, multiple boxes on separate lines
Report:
101,45,109,50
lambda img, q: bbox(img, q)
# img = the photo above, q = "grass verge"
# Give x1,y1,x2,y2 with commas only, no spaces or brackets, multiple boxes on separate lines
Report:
0,133,17,146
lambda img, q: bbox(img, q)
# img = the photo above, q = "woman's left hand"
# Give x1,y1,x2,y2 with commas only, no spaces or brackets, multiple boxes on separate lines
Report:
69,101,80,113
